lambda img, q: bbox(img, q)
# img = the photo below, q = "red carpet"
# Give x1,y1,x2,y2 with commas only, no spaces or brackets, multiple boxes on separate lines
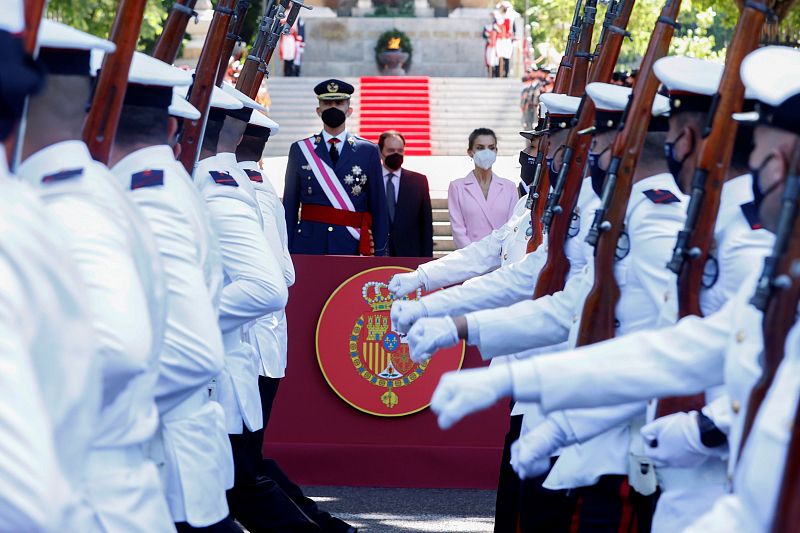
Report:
357,76,432,156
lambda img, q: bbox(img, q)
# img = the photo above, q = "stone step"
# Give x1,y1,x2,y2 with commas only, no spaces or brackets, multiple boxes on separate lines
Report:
431,198,448,209
432,209,450,222
433,235,456,252
433,221,451,236
433,251,449,258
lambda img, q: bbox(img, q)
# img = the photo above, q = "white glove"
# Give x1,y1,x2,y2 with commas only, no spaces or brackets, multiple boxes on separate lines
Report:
388,271,422,298
510,417,567,479
407,316,459,363
430,364,512,430
640,411,721,468
390,300,428,335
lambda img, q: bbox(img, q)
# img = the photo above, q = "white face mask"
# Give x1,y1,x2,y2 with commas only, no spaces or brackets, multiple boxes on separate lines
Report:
473,149,497,170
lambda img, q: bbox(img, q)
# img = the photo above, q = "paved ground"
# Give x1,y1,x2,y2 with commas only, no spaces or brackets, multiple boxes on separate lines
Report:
301,486,496,532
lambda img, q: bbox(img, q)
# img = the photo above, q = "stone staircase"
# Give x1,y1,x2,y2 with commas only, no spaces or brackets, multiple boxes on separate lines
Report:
430,77,524,156
262,77,361,158
432,198,454,258
262,76,524,158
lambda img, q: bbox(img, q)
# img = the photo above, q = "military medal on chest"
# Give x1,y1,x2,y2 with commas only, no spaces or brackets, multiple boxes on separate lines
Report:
345,165,367,196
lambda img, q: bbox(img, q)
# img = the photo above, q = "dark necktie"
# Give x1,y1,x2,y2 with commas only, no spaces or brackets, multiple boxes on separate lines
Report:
386,173,396,223
329,138,340,165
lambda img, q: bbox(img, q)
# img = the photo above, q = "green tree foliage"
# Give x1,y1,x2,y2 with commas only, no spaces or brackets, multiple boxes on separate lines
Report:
516,0,798,69
47,0,265,55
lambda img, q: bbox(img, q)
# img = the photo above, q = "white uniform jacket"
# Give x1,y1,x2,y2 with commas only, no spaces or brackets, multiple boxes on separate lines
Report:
195,152,288,434
0,169,98,532
686,321,800,533
112,146,233,527
467,173,687,489
17,140,174,532
240,160,295,379
417,195,530,291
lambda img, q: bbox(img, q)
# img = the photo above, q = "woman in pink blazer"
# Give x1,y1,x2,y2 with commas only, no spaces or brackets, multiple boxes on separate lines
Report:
448,128,518,249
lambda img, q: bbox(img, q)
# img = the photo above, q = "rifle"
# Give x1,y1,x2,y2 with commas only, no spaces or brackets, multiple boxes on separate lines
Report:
152,0,198,64
5,0,47,167
82,0,148,164
235,0,309,98
216,0,253,86
525,0,596,253
23,0,48,53
532,0,635,298
178,0,237,173
575,0,682,347
737,143,800,460
772,356,800,531
655,0,771,417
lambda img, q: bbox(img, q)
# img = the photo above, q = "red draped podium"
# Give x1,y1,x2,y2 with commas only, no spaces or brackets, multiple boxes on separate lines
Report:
263,254,507,488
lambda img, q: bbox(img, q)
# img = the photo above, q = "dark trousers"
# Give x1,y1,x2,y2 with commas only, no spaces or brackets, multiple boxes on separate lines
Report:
572,475,658,533
495,413,578,533
175,516,243,532
283,60,299,77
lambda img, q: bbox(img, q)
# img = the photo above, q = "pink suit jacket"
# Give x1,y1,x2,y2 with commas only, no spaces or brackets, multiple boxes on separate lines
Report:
447,171,518,249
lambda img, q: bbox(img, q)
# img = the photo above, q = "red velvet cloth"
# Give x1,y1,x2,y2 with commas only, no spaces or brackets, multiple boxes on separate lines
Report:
263,254,507,488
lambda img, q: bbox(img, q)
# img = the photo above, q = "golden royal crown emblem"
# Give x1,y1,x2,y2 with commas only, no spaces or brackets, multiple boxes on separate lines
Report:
316,266,465,417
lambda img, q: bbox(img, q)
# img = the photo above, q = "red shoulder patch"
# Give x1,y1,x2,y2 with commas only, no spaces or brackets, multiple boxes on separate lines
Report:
643,188,680,204
209,171,238,187
244,169,263,183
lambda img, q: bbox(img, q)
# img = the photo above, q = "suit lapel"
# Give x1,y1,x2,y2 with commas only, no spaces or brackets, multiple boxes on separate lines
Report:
314,132,335,169
335,133,356,173
464,172,493,226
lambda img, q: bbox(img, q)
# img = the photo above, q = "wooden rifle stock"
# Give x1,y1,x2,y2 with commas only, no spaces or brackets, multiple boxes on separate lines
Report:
23,0,47,53
533,0,634,298
575,0,682,346
236,0,308,99
772,379,800,531
178,0,237,173
216,0,253,86
738,145,800,461
82,0,148,164
525,0,596,253
553,0,584,94
655,0,770,417
235,0,280,98
567,0,598,97
152,0,198,64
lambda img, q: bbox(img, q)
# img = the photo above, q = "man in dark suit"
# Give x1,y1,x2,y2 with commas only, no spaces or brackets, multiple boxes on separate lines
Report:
379,130,433,257
283,79,389,255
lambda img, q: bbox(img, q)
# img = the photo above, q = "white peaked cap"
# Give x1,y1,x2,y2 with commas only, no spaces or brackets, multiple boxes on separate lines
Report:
39,20,115,53
249,111,280,134
174,84,244,111
740,46,800,107
169,89,201,120
90,50,192,87
540,93,581,116
221,82,267,112
0,0,24,34
586,82,670,116
654,56,723,95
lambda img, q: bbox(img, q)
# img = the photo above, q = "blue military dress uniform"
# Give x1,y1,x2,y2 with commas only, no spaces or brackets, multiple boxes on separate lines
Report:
283,131,389,255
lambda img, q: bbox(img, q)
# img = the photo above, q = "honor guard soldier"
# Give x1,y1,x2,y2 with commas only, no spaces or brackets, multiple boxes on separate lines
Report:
238,111,357,533
104,52,240,532
0,8,101,529
427,46,800,532
283,78,389,256
17,20,174,531
414,87,682,531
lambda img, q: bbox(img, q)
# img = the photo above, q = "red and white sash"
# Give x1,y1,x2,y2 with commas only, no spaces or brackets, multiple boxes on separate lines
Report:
298,137,360,240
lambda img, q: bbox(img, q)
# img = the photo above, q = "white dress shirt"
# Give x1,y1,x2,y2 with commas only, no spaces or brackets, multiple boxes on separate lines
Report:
321,129,347,155
382,165,400,203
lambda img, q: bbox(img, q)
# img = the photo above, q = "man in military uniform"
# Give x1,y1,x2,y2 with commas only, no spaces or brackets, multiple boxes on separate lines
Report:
283,79,389,256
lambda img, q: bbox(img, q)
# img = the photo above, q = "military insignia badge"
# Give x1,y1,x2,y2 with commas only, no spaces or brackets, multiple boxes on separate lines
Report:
314,135,322,145
347,137,356,146
344,174,355,185
351,184,362,195
327,82,339,93
316,267,465,416
302,164,312,171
